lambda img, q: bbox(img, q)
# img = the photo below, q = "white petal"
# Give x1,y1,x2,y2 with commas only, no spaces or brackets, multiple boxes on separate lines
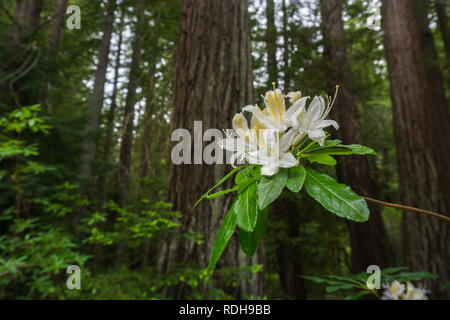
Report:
242,105,285,131
285,96,308,121
279,128,297,152
232,113,249,137
279,152,299,168
314,119,339,130
292,132,306,146
287,91,302,103
306,96,326,122
308,129,326,146
261,163,279,176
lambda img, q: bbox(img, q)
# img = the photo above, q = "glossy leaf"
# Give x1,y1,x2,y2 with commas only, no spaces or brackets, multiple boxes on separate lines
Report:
235,182,258,232
304,168,369,222
207,203,237,274
238,208,267,257
286,165,306,192
257,168,288,210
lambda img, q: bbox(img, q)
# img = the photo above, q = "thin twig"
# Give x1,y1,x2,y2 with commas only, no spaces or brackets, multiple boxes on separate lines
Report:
363,196,450,223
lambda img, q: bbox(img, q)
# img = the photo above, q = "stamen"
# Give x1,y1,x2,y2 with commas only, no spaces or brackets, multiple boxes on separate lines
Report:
322,85,339,120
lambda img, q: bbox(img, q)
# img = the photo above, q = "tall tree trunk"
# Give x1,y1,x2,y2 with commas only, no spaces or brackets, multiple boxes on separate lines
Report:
138,72,155,180
412,0,448,109
100,7,125,208
281,0,290,90
435,0,450,58
12,0,44,44
43,0,68,112
273,196,306,299
266,0,277,86
381,0,450,298
320,0,393,273
80,0,116,194
115,0,145,269
160,0,264,299
117,0,145,208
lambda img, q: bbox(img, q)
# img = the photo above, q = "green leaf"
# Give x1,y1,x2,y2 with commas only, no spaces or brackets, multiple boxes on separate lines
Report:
239,208,267,257
235,182,258,232
392,271,439,281
286,165,306,192
193,165,248,208
257,168,288,210
207,203,237,274
344,291,371,300
326,283,356,293
303,153,337,166
235,166,254,185
205,186,239,200
341,144,376,155
304,168,370,222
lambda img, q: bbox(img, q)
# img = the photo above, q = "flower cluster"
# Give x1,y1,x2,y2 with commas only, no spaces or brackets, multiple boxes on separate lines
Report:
219,83,339,176
381,281,428,300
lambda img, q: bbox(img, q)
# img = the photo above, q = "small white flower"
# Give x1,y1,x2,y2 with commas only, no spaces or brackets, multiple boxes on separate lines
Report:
381,281,405,300
291,86,340,147
242,83,309,133
403,282,428,300
381,281,428,300
218,112,298,176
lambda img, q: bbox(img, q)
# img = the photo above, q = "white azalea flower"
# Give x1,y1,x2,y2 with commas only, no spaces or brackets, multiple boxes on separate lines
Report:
242,83,309,133
291,86,340,146
381,281,428,300
218,112,298,176
381,281,405,300
403,282,428,300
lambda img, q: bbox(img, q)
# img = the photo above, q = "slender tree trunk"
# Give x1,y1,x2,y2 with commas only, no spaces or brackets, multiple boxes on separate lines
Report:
80,0,116,193
43,0,68,112
115,0,145,269
281,0,290,90
381,0,450,298
139,73,155,180
435,0,450,58
12,0,44,44
273,196,306,299
117,0,145,208
99,7,125,208
320,0,393,273
160,0,264,298
266,0,277,86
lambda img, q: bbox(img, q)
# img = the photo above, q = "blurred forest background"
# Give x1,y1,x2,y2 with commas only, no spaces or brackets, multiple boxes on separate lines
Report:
0,0,449,299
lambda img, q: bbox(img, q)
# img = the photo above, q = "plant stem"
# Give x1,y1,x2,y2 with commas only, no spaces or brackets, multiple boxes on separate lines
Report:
363,196,450,223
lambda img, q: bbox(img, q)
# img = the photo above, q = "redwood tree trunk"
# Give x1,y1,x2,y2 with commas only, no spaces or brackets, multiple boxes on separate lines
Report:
12,0,44,43
43,0,69,112
321,0,393,273
100,8,124,208
161,0,264,298
266,0,277,86
273,196,306,299
80,0,116,193
382,0,450,298
281,0,290,90
117,0,145,208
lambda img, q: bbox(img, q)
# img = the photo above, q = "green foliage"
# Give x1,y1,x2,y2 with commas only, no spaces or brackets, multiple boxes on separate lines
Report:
239,208,268,257
207,204,237,274
304,168,370,222
303,267,439,300
285,165,306,193
257,168,288,210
